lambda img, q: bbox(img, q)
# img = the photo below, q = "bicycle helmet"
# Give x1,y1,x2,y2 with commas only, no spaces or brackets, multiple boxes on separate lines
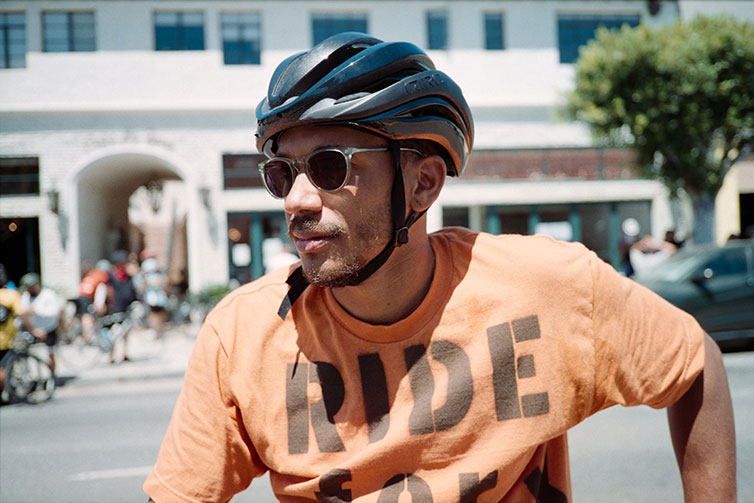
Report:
20,273,41,289
256,32,474,318
256,32,473,176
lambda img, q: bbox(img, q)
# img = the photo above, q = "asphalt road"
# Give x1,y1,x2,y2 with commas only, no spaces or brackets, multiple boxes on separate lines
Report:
1,350,751,502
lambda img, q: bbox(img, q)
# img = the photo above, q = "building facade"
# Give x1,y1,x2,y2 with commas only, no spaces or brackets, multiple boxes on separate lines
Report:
1,0,752,296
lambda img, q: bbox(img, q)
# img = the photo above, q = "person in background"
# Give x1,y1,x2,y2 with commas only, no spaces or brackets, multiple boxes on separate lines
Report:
18,273,62,374
629,234,679,276
135,256,169,339
0,264,23,398
106,250,137,363
76,259,111,342
126,251,142,279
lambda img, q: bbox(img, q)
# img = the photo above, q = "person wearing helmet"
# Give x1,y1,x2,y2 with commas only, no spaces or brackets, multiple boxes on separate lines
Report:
145,33,734,502
18,272,63,374
76,259,112,342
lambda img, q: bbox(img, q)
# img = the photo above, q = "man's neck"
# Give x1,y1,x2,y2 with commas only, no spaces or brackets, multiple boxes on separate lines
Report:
331,237,435,325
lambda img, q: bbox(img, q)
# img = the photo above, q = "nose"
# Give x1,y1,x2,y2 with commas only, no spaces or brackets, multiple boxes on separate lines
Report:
284,171,323,216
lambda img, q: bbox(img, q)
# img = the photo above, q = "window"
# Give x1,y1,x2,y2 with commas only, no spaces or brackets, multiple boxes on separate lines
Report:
221,13,261,65
443,207,470,228
1,12,25,68
227,212,289,283
426,10,447,50
311,13,367,46
154,12,204,51
484,12,504,50
223,154,265,189
557,13,640,63
42,11,95,52
0,157,40,196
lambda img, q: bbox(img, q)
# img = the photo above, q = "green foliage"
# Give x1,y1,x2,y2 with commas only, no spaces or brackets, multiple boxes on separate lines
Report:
192,284,233,307
566,15,754,199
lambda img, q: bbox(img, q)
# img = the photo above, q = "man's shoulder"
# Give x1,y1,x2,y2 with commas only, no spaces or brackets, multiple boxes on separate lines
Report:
207,266,296,321
433,227,593,264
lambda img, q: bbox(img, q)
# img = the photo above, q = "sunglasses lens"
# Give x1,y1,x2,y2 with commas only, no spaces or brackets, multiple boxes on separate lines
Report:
307,150,349,191
262,160,294,198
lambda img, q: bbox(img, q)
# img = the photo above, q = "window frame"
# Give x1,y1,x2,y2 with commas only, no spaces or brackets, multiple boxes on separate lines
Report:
0,11,26,68
483,12,505,51
221,12,262,65
426,10,448,50
154,11,205,51
42,10,96,53
557,12,641,64
0,157,40,196
222,153,265,189
311,12,368,47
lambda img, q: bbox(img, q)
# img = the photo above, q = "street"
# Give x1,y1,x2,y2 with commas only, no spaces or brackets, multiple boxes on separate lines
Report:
1,339,752,502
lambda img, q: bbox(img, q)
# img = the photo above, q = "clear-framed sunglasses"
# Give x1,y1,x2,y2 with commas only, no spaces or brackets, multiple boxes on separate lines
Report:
258,146,422,199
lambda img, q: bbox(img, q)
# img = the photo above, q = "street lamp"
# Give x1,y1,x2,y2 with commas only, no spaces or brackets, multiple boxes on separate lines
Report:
146,179,163,213
198,186,211,210
47,189,60,214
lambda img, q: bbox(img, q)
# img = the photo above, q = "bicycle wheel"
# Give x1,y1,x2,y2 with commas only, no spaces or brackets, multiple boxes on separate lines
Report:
56,331,107,372
6,353,56,404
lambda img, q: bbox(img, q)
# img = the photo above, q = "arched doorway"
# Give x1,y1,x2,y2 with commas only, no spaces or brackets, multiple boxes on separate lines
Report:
73,151,189,292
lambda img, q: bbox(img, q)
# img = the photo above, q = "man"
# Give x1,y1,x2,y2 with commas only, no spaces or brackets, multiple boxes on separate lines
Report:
106,250,137,362
0,264,23,395
76,259,111,342
145,33,735,502
18,273,62,373
629,234,678,276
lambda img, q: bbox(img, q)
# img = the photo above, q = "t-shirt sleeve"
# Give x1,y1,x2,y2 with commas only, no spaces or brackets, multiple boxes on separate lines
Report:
588,252,705,413
143,321,266,503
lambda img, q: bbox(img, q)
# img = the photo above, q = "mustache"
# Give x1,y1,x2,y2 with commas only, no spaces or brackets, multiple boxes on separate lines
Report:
288,216,344,237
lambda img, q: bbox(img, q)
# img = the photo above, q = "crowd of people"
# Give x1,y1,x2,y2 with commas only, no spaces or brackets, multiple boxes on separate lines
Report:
0,249,171,394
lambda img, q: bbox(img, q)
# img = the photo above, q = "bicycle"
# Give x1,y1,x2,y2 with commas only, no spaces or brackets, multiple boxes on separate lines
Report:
1,331,56,404
56,301,160,369
55,300,109,371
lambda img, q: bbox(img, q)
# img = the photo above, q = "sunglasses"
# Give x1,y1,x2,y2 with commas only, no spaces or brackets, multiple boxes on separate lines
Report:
258,146,422,199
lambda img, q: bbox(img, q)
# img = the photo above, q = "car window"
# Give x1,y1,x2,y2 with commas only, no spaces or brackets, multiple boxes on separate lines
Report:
702,247,748,277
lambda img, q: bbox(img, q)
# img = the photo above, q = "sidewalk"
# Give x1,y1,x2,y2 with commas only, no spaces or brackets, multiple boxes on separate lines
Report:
55,324,200,387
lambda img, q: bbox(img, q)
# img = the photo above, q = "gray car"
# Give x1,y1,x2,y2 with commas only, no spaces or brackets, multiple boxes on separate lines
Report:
635,239,754,350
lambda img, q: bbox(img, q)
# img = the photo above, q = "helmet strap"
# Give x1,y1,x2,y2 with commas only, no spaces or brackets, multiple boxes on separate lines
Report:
278,141,426,319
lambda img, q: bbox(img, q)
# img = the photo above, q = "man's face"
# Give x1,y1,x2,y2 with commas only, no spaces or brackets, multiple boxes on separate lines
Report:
276,126,395,287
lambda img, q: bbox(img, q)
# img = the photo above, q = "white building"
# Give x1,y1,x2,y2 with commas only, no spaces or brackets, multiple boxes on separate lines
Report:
1,0,752,296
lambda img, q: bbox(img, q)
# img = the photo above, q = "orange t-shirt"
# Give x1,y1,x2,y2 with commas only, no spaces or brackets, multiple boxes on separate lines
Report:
144,228,704,503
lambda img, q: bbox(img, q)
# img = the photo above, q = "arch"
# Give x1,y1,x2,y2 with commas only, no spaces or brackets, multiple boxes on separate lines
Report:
70,143,190,186
68,144,192,289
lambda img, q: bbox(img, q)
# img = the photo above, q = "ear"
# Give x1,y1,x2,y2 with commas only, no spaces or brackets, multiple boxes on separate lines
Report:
404,155,446,213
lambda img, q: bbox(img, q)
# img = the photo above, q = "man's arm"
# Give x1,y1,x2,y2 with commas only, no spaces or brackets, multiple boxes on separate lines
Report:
667,333,736,502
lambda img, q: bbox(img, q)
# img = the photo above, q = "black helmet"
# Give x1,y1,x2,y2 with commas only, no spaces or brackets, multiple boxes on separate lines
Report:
255,32,474,176
260,33,474,319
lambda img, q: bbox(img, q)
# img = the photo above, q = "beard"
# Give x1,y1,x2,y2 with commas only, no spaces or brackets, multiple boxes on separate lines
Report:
290,204,393,288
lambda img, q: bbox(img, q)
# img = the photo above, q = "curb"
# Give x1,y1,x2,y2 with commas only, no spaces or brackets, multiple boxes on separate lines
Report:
55,325,198,388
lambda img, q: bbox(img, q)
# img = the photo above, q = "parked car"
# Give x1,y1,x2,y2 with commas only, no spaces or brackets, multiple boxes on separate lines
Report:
635,239,754,350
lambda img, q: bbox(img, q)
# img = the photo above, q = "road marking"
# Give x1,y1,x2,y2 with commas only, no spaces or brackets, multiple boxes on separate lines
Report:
70,465,153,481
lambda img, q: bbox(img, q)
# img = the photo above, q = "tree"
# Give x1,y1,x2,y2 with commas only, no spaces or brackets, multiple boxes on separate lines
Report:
566,15,754,244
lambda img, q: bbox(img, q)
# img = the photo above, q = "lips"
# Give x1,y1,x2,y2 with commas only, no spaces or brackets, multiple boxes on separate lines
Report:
289,218,343,254
291,232,335,253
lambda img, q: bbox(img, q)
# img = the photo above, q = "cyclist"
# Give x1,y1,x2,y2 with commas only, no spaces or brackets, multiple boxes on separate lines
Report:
18,273,62,375
104,250,137,363
0,264,23,397
76,259,111,342
145,33,735,502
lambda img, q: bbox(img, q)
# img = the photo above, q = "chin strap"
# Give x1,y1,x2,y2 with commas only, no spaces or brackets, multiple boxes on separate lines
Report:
278,141,426,320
